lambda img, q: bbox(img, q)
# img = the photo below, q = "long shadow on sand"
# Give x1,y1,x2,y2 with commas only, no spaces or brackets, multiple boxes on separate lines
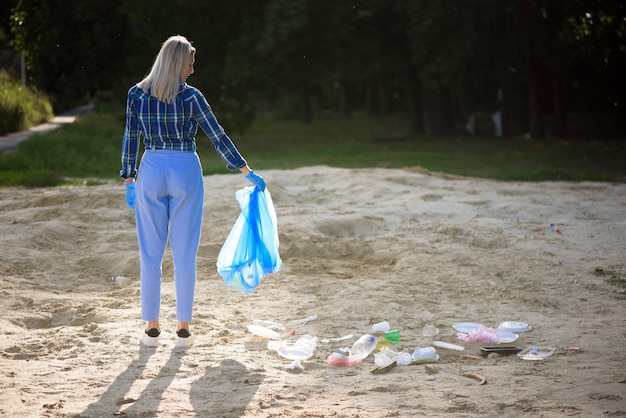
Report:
77,349,263,417
189,358,265,417
78,345,159,417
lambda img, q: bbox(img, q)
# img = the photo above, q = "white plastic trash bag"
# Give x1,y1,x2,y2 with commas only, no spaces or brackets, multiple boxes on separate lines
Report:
217,186,282,292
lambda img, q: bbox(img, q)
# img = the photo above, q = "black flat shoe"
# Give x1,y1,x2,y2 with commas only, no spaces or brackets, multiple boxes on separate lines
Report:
175,329,194,347
146,328,161,338
176,329,191,338
141,328,160,347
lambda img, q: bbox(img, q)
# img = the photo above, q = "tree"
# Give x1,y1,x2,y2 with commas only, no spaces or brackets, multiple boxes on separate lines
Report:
403,1,523,135
11,0,128,110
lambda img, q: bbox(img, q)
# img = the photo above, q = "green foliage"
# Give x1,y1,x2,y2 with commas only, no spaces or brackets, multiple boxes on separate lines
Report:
0,70,53,135
0,103,624,188
10,0,129,110
236,113,625,182
594,267,626,300
4,1,626,136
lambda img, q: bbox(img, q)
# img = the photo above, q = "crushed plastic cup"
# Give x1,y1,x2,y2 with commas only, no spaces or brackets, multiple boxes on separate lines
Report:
374,352,395,368
372,321,390,332
380,349,398,360
412,346,439,362
422,324,439,337
384,329,400,343
396,352,413,366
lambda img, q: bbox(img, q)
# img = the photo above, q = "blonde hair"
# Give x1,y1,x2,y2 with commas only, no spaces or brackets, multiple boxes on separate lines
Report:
138,35,196,103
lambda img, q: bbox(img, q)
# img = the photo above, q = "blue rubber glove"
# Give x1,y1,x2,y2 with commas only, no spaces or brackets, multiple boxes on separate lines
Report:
245,170,266,191
125,181,136,210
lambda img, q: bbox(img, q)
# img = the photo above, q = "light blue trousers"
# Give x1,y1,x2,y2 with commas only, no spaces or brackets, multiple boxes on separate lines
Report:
135,149,204,323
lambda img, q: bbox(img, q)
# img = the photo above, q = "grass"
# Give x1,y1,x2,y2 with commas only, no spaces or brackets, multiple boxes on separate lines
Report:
0,103,624,187
0,71,54,136
594,267,626,300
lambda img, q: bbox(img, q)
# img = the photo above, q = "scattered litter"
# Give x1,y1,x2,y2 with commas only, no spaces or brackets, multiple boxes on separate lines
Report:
498,321,531,333
517,346,556,360
423,324,439,336
289,315,318,328
452,322,482,333
320,334,353,343
326,351,362,366
412,346,439,363
384,329,400,343
370,361,397,374
541,223,562,236
252,319,286,331
433,341,465,351
424,364,439,374
247,325,281,340
276,335,317,369
253,316,557,375
462,372,487,385
457,325,518,344
110,275,132,287
372,321,390,332
479,346,523,357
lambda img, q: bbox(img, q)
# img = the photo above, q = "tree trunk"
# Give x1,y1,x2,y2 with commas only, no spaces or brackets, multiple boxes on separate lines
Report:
365,78,375,115
377,79,389,115
520,0,545,139
300,91,312,124
407,66,424,134
338,83,349,116
550,72,568,138
423,86,455,135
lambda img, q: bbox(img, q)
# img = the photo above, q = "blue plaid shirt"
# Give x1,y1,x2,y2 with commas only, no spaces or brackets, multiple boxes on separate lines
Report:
120,82,247,178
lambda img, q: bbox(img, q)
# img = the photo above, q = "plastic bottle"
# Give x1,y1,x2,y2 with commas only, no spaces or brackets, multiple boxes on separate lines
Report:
375,338,391,351
111,275,131,287
349,334,377,360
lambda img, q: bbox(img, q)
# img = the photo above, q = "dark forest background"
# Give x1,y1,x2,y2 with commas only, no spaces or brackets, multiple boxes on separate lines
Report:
1,0,624,139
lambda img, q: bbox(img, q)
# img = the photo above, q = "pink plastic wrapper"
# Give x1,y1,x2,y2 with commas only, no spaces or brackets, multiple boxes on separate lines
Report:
457,326,508,344
326,352,362,366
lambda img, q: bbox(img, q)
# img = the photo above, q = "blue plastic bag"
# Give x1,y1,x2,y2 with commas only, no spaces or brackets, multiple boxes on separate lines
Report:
217,186,282,292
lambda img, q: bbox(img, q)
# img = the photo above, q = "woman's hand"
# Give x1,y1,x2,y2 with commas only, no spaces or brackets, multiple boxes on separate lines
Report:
125,180,136,210
245,170,266,191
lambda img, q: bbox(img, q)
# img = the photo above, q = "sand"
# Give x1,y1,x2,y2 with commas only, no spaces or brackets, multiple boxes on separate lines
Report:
0,166,625,417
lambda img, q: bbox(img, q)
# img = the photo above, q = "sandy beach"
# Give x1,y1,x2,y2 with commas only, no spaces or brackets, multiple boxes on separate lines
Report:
0,166,625,417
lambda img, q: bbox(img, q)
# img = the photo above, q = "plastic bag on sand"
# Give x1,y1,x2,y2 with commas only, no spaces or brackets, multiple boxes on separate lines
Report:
217,186,282,292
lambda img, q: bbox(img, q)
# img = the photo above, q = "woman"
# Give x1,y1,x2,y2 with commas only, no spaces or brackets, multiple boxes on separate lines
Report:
120,35,265,347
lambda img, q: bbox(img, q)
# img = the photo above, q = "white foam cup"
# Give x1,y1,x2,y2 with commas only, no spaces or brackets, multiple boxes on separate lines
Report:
372,321,390,332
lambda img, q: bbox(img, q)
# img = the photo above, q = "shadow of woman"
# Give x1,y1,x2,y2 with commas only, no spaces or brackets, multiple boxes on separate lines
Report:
189,358,265,417
78,345,158,417
116,348,187,416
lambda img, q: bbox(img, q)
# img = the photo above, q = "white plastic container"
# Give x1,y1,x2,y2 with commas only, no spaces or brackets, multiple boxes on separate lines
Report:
396,352,413,366
412,346,439,362
372,321,390,332
422,324,439,336
111,275,131,287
